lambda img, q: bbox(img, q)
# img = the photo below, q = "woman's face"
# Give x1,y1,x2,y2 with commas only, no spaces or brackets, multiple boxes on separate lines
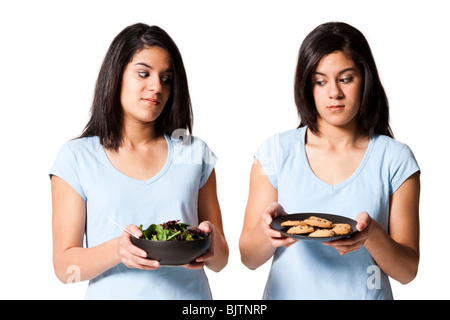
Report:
120,46,173,125
311,51,362,130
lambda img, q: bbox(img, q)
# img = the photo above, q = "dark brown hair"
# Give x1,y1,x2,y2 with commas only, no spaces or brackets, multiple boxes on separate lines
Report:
294,22,393,138
80,23,193,150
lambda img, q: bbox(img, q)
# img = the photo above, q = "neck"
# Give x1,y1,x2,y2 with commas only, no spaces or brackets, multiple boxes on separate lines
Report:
310,120,364,148
121,119,162,149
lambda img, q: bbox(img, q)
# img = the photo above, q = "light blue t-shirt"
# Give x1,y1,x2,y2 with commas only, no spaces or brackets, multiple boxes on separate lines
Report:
50,134,217,299
255,127,420,300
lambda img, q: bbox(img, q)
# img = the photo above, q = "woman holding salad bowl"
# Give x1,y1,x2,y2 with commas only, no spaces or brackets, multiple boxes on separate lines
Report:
50,23,228,299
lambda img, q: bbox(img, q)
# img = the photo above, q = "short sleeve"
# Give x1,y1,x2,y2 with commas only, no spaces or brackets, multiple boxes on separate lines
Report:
199,141,217,189
49,143,87,201
390,143,420,195
254,133,280,190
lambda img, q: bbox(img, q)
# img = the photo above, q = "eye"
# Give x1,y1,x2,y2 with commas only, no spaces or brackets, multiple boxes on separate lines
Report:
339,76,353,84
315,80,326,87
138,71,149,78
161,75,173,85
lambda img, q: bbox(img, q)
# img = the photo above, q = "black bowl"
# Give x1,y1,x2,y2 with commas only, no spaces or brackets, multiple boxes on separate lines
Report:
131,235,211,265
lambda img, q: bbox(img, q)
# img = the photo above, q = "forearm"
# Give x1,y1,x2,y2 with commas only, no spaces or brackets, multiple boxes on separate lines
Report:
206,225,229,272
239,228,276,270
239,162,280,270
53,237,121,283
365,221,419,284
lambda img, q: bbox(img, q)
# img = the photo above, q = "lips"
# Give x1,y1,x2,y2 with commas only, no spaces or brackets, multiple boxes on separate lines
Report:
142,98,160,106
327,105,345,110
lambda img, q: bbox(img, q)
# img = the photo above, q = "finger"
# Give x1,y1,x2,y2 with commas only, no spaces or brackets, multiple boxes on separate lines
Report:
122,256,161,270
119,240,160,269
120,244,155,267
264,202,285,217
324,231,363,247
271,237,296,248
333,244,361,255
263,226,284,239
197,221,212,234
121,233,147,258
183,260,206,269
261,212,285,230
126,224,143,238
323,238,364,255
355,212,372,232
195,247,214,262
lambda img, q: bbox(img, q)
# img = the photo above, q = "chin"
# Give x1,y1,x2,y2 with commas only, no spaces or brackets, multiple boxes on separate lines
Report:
140,109,164,122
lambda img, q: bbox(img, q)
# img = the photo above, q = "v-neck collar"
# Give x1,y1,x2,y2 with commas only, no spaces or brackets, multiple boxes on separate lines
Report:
99,134,172,185
300,127,374,190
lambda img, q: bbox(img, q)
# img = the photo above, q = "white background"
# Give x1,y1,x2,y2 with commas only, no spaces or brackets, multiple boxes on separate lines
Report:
1,0,449,300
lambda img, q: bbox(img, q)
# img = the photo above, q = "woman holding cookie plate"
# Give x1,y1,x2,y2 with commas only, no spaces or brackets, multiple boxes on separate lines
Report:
239,22,420,299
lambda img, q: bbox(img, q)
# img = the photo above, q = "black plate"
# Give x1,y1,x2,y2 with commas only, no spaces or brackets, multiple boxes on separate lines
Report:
271,213,358,241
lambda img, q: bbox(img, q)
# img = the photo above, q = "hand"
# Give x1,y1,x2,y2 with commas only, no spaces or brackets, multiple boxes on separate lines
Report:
119,224,161,270
261,202,297,248
183,221,214,270
323,211,373,255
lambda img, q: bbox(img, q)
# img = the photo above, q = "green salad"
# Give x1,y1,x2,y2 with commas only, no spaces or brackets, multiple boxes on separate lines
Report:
138,220,209,241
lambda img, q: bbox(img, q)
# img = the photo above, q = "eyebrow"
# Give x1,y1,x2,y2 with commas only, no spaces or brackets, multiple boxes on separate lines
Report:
135,62,173,72
313,67,357,76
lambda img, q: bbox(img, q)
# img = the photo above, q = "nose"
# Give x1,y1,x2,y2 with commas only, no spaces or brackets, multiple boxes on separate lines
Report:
328,81,343,99
146,76,162,93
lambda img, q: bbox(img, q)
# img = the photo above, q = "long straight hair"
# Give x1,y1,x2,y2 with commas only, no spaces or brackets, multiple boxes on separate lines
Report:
80,23,193,150
294,22,393,138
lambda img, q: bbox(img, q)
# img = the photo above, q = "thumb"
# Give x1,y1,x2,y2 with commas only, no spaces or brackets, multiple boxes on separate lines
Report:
198,221,213,234
355,212,372,232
